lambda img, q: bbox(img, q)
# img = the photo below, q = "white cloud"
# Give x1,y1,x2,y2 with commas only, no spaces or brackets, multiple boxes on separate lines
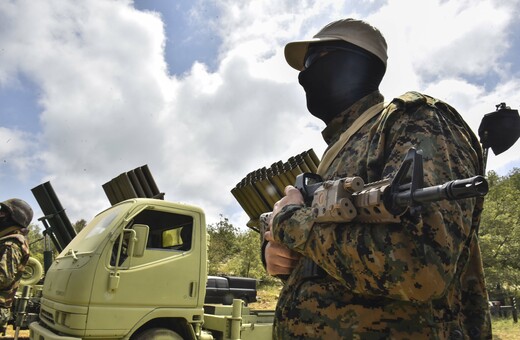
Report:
0,127,38,180
422,77,520,172
372,0,520,175
0,0,518,231
375,0,514,78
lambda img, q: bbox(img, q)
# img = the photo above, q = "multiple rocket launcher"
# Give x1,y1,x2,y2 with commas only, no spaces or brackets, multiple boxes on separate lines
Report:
231,149,320,231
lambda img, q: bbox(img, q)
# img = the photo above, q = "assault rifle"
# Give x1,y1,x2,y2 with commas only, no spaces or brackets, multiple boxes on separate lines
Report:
257,147,489,279
232,101,517,230
256,148,488,235
295,147,488,224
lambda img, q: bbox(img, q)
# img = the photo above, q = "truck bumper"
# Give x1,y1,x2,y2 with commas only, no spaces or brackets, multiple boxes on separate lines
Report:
29,322,81,340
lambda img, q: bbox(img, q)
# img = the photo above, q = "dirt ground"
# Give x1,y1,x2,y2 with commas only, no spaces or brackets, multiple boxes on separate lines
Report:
1,325,29,339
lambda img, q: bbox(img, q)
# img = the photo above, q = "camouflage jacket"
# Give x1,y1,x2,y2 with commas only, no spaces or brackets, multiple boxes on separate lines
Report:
0,226,30,308
271,91,492,339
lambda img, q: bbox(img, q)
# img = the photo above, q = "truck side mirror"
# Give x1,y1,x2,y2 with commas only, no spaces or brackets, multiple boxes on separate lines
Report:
132,224,149,257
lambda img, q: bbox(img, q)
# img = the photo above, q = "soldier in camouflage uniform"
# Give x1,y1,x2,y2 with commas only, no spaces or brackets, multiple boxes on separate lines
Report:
0,199,31,332
263,19,492,339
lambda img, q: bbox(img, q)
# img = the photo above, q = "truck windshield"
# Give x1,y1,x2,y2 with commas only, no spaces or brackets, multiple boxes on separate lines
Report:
58,203,130,257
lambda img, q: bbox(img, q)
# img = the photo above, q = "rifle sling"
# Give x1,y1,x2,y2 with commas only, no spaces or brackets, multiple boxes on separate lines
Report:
317,102,386,176
303,101,385,279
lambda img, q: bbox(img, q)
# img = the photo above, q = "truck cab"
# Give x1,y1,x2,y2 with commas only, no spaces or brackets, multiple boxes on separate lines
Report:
31,198,208,339
205,276,257,306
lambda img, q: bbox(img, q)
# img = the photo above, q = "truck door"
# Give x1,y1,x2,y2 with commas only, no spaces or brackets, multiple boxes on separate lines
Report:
86,207,204,331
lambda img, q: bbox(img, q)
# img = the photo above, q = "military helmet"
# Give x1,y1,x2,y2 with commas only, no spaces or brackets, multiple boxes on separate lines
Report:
0,199,34,228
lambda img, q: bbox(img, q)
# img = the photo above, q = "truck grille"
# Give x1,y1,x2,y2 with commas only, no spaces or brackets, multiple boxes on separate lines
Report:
40,309,55,325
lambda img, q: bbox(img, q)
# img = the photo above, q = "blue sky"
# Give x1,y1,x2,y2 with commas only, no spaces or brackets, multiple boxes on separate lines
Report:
1,0,519,233
134,0,221,75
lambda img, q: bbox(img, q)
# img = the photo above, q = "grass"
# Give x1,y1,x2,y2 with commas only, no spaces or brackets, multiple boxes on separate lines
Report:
248,282,282,310
492,318,520,339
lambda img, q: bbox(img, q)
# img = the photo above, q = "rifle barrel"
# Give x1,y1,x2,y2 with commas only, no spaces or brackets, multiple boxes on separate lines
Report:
395,175,488,206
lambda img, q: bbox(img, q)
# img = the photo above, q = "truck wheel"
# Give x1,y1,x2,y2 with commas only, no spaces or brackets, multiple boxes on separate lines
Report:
20,257,44,286
241,296,249,306
133,328,183,340
223,293,234,305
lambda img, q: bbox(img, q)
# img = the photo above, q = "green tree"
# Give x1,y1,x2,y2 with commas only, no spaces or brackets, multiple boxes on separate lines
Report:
227,229,264,278
207,216,271,282
73,219,87,233
207,216,240,275
480,169,520,295
27,224,45,264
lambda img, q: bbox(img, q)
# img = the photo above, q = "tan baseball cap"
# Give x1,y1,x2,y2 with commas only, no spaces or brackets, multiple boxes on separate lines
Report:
284,18,388,71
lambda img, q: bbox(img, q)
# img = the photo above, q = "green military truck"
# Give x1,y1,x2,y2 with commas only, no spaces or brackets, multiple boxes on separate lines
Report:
28,197,274,339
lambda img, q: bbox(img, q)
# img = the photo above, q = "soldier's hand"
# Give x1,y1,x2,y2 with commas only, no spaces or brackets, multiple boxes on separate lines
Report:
264,230,301,276
268,185,304,231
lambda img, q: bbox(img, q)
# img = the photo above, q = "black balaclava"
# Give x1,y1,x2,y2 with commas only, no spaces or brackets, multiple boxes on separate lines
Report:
298,40,386,125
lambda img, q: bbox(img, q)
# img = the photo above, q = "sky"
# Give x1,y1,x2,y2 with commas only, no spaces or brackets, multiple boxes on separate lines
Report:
1,0,519,237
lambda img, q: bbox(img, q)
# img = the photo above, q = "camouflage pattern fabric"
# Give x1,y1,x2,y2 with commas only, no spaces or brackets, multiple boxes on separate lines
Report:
0,307,9,334
270,91,492,339
0,226,30,308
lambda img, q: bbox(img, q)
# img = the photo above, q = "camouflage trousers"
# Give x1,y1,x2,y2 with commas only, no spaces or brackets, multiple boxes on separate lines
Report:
0,307,10,334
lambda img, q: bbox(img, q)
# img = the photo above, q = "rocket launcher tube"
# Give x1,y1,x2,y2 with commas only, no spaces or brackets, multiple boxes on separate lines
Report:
303,150,320,173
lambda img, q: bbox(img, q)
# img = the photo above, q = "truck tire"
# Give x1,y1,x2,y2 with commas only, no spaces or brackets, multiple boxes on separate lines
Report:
241,296,250,306
133,328,183,340
20,257,44,286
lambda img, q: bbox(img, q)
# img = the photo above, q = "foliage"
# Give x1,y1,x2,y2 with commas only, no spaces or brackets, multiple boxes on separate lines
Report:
490,318,520,340
27,223,45,264
479,168,520,297
207,215,239,275
73,219,87,233
27,218,88,266
226,229,265,278
207,215,274,283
